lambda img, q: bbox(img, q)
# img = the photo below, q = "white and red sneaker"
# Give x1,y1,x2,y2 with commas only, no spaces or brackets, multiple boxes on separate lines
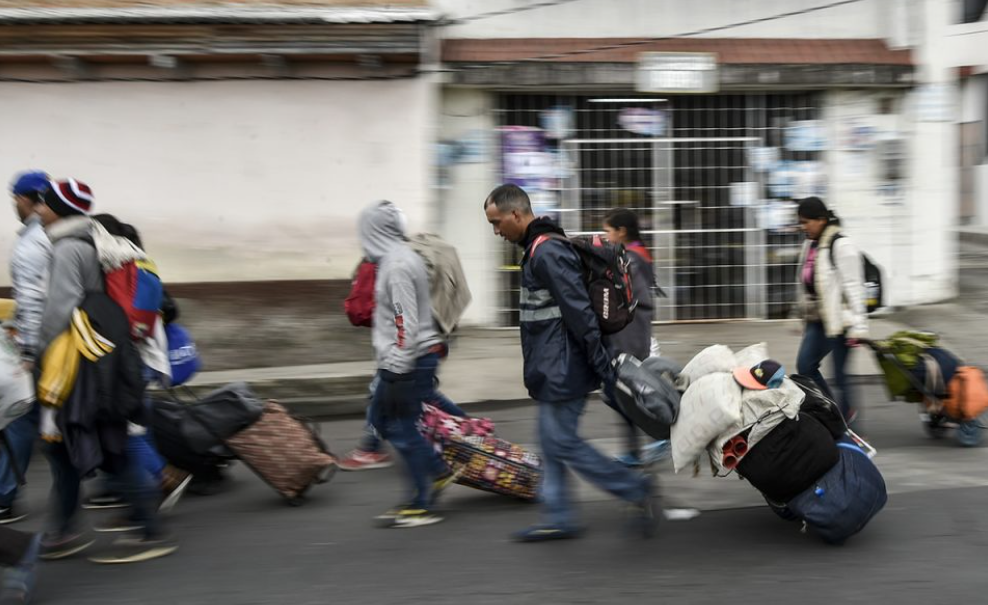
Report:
338,449,394,471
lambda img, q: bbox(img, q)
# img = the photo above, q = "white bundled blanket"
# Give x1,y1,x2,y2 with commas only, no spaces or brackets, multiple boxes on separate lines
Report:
670,342,804,475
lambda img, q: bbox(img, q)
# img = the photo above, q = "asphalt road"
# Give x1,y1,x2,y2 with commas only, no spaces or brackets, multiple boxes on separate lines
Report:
9,380,988,605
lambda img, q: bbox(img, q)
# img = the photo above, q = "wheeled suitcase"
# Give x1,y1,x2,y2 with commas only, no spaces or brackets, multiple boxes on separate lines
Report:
224,401,337,505
442,434,541,501
784,439,888,545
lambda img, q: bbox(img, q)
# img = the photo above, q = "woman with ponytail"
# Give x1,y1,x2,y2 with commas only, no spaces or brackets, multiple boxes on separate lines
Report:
795,197,869,423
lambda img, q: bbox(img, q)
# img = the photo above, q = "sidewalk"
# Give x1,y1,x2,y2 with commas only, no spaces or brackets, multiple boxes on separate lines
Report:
175,317,921,417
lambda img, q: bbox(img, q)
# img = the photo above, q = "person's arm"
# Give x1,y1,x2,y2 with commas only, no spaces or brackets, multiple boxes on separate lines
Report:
532,240,613,383
832,238,869,339
629,253,654,312
38,242,89,355
11,235,51,360
379,258,421,376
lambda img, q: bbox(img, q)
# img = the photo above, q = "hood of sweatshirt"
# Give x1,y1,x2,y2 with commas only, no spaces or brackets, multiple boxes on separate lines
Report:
359,200,407,263
520,216,566,250
45,215,93,244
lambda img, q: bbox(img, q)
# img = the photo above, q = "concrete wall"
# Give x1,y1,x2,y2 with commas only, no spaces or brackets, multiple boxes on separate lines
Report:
822,89,913,308
961,74,988,224
0,78,434,284
901,0,960,303
437,88,499,325
434,0,887,39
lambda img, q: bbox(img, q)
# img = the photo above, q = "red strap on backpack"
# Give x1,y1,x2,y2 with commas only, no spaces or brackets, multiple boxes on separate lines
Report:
344,261,376,328
625,242,653,264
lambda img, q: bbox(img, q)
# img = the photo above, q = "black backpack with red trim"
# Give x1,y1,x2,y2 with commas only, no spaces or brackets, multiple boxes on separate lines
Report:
531,233,638,334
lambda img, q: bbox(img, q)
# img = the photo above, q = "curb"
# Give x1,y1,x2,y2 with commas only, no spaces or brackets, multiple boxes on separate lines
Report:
150,373,886,420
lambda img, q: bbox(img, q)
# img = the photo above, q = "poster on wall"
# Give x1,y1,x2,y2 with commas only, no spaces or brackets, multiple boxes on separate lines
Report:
500,126,558,192
768,161,827,199
748,146,779,173
791,161,827,199
767,160,796,198
618,108,667,136
758,200,799,232
785,120,827,151
500,126,562,213
730,182,759,207
839,117,877,151
540,106,575,140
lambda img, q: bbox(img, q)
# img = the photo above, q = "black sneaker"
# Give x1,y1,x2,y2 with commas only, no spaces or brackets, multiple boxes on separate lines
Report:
0,505,27,525
82,493,128,510
511,524,582,542
0,533,40,604
39,531,94,560
88,535,178,564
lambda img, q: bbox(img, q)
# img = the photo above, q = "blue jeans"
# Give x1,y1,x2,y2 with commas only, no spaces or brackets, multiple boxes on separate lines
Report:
368,354,453,508
360,371,466,453
0,404,39,507
537,398,648,528
108,438,162,539
797,321,854,419
42,441,82,537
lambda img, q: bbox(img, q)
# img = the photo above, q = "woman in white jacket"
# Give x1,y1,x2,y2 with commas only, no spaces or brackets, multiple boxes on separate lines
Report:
795,197,869,423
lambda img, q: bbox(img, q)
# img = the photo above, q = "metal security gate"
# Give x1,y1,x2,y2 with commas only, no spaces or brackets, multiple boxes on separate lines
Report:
494,93,823,325
560,136,765,321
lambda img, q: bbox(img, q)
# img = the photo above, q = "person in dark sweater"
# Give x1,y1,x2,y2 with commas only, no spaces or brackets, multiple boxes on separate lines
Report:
600,208,669,467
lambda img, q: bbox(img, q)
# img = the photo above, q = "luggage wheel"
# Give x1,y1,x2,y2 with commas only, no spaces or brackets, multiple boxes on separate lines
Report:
921,413,949,440
288,496,305,507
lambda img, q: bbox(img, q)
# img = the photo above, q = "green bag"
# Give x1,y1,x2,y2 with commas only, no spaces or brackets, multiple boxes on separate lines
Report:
876,331,939,400
878,331,939,369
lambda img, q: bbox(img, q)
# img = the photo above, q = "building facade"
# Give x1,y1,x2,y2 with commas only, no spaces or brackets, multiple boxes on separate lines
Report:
434,0,962,326
0,0,436,284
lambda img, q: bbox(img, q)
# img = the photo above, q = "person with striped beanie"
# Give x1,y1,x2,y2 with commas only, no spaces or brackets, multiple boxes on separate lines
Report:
37,178,93,224
36,178,178,564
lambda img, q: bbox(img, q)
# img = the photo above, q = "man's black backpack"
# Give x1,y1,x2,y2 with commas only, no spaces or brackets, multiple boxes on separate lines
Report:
829,234,884,314
528,233,638,334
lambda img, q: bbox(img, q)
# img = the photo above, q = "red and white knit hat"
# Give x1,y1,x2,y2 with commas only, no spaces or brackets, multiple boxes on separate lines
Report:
43,178,94,217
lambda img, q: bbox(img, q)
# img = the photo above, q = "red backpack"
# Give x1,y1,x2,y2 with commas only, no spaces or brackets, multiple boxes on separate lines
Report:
344,260,376,328
104,257,164,341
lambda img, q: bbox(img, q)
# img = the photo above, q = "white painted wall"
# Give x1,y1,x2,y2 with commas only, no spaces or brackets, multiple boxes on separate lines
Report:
437,88,499,325
822,90,914,309
961,75,988,225
434,0,886,39
0,78,434,284
900,0,960,303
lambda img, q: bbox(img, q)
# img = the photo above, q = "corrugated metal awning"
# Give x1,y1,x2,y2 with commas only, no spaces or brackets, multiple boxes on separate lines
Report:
442,38,913,66
0,6,436,25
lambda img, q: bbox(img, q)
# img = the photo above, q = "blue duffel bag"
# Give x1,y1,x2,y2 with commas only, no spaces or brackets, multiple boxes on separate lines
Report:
785,439,888,545
166,323,201,387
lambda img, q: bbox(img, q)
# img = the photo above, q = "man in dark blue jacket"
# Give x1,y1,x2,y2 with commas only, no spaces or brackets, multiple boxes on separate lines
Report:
483,184,654,542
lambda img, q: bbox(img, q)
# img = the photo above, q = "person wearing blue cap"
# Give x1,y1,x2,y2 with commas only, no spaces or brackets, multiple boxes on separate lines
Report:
0,171,52,525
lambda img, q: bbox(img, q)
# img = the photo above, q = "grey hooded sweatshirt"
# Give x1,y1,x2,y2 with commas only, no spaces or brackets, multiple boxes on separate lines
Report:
358,201,442,375
39,216,104,355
